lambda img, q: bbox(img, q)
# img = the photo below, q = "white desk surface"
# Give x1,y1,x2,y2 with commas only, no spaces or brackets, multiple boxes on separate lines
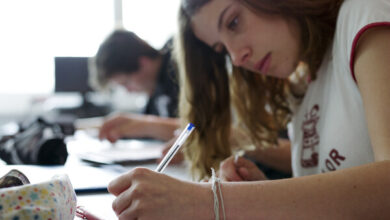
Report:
1,131,192,220
67,133,192,219
1,159,191,220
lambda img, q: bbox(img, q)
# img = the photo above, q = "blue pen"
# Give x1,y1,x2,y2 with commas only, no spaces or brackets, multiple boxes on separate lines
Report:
155,123,195,173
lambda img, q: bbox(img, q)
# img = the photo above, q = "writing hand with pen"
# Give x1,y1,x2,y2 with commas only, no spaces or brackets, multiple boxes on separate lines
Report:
108,167,211,220
107,124,205,220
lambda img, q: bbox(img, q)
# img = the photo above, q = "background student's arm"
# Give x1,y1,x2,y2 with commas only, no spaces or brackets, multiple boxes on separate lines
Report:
99,113,179,142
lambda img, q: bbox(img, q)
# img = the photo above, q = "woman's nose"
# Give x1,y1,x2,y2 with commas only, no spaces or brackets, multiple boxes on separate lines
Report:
229,46,251,67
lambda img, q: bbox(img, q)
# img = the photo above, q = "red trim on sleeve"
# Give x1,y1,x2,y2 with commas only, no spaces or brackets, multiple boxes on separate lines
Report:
349,22,390,83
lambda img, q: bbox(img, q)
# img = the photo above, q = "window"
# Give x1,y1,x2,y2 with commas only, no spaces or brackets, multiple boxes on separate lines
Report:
0,0,180,94
0,0,114,94
122,0,180,49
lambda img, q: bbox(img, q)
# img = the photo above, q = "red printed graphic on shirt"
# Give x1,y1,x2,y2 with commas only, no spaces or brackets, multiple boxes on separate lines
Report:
301,104,320,168
321,149,346,173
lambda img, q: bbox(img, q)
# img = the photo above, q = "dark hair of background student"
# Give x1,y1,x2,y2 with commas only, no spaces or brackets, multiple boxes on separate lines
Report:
93,30,160,88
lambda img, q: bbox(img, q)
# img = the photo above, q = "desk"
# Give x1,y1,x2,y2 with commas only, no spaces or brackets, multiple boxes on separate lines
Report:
0,133,191,220
67,133,192,219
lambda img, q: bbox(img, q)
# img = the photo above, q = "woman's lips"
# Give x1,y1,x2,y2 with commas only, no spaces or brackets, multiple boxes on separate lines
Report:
254,52,272,74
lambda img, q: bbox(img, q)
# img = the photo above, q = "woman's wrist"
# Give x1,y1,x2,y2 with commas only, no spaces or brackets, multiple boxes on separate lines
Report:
196,182,215,220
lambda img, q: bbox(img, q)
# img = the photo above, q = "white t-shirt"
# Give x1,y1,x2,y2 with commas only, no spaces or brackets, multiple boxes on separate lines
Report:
289,0,390,177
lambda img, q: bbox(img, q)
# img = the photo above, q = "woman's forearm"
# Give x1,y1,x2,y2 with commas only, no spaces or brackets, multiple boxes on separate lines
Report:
221,160,390,219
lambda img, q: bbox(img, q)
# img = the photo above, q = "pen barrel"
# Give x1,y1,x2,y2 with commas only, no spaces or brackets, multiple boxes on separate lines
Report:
155,123,194,173
155,143,181,172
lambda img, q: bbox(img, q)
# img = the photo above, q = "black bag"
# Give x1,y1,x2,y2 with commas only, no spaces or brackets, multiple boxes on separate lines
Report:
0,117,68,165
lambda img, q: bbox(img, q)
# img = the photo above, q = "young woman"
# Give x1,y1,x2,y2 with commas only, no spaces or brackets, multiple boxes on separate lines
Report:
107,0,390,219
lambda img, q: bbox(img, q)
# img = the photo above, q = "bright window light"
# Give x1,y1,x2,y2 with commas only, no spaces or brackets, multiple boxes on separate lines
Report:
122,0,181,49
0,0,114,94
0,0,181,95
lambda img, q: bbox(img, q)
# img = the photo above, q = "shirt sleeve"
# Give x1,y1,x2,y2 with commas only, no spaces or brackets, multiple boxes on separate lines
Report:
333,0,390,82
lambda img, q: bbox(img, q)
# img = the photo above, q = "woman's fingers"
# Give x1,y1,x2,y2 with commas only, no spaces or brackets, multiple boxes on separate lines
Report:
235,156,267,181
112,187,133,216
108,168,141,196
237,167,250,180
219,156,244,181
117,201,139,220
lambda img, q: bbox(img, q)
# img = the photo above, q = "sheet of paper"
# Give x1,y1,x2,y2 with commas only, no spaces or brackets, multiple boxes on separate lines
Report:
67,130,165,165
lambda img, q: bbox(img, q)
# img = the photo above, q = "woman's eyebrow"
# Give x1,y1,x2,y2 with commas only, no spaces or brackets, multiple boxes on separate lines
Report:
218,4,233,31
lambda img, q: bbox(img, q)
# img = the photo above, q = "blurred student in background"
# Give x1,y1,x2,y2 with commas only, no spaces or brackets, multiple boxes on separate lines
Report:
90,30,179,143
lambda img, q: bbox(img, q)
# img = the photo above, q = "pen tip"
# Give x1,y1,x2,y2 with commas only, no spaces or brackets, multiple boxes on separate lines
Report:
188,123,195,130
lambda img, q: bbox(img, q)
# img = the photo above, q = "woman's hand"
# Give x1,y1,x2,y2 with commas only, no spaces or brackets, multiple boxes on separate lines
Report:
219,156,267,182
108,168,212,220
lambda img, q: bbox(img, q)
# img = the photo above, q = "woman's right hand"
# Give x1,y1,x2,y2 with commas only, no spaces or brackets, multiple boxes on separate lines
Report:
108,168,213,220
219,155,267,182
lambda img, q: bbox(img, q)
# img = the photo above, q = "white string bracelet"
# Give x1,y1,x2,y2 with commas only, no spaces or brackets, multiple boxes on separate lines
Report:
217,175,226,220
211,168,220,220
211,168,226,220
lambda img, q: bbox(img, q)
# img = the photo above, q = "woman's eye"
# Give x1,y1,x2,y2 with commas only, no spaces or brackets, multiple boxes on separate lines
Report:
227,16,239,31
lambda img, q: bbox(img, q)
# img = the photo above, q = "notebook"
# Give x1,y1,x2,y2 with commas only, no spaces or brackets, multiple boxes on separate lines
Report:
77,139,165,165
67,130,165,165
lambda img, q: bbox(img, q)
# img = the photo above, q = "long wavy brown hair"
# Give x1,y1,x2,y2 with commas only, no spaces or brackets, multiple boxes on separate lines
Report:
175,0,344,179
